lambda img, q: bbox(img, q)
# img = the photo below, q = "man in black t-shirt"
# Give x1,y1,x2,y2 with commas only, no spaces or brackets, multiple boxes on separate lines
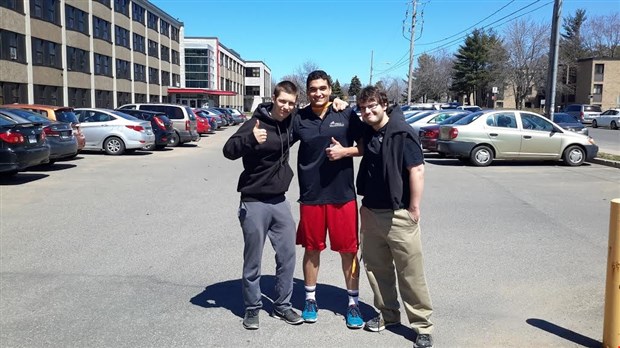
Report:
355,86,434,348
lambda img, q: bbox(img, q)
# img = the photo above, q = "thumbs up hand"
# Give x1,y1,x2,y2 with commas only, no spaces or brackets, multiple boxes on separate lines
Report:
325,137,345,161
253,119,267,144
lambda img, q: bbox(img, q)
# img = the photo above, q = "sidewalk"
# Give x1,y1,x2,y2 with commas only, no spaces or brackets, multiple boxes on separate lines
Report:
588,145,620,168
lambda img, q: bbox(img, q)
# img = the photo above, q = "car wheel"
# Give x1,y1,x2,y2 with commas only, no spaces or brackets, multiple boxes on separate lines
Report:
469,145,493,167
104,136,125,155
563,145,585,166
168,131,181,147
611,121,618,130
592,120,598,128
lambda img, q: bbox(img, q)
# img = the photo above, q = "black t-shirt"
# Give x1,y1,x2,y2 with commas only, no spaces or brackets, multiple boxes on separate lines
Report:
292,105,365,204
360,125,424,209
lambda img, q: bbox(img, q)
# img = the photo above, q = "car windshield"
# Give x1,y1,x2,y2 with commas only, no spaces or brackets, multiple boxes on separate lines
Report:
111,111,141,121
56,109,79,123
2,109,51,124
585,105,602,112
439,113,470,125
0,114,18,126
208,108,223,115
453,111,484,125
184,107,196,120
553,113,579,123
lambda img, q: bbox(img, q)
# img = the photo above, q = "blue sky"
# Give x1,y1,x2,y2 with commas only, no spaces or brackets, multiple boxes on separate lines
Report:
151,0,618,86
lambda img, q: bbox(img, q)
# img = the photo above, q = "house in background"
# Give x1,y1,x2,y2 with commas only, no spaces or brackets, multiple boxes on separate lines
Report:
575,57,620,110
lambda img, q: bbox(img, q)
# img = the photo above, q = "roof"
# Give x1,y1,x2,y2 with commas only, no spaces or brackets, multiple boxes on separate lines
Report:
167,88,236,96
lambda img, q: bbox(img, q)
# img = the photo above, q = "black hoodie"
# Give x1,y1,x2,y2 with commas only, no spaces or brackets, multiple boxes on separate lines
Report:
222,102,294,201
356,105,423,210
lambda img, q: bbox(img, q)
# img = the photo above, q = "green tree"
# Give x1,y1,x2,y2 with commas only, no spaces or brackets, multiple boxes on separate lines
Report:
557,9,588,106
348,75,362,97
332,79,344,99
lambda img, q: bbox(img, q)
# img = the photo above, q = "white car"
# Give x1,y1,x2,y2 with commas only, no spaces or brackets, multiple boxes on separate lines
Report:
592,109,619,130
74,109,155,155
410,110,470,134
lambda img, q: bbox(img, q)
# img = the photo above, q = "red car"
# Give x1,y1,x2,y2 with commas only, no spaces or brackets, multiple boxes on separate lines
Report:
192,110,211,135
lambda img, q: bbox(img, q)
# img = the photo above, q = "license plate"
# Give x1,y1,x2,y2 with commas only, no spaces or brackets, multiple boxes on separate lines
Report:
60,134,70,140
28,135,37,144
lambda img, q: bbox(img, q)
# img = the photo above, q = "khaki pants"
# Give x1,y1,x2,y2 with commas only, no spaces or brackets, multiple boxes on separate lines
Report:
360,206,433,334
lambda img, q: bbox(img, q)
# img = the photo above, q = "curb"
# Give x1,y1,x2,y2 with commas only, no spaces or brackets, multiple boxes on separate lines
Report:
587,157,620,169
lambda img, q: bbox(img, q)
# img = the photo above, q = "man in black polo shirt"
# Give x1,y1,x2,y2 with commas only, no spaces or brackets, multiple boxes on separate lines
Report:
355,86,434,348
292,70,366,329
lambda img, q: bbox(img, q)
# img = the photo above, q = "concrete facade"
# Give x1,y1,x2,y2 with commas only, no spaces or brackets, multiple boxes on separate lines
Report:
244,61,271,112
0,0,183,108
576,58,620,110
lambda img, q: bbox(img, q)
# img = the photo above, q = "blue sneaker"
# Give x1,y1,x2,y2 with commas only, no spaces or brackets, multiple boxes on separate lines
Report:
346,304,364,329
302,299,318,323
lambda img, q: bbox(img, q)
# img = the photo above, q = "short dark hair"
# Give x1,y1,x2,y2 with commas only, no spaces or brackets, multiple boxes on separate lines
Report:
306,70,332,89
358,86,388,105
273,80,298,99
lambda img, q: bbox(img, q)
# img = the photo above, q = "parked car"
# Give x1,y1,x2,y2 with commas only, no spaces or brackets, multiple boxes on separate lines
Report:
551,113,589,135
410,110,470,134
195,108,224,128
419,112,473,153
208,108,233,126
2,103,86,152
457,105,482,112
0,108,78,162
592,109,620,129
116,109,174,150
405,110,437,124
436,110,598,166
192,110,212,135
118,104,199,146
212,107,239,125
74,108,155,155
0,112,50,176
227,108,247,123
562,104,602,124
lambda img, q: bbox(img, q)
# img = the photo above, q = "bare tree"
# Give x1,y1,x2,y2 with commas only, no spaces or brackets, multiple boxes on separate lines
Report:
582,12,620,58
281,61,321,105
503,19,549,109
378,76,407,104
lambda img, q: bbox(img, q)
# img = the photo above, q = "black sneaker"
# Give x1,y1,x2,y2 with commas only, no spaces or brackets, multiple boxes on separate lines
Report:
364,315,400,332
272,308,303,325
243,309,259,330
414,334,433,348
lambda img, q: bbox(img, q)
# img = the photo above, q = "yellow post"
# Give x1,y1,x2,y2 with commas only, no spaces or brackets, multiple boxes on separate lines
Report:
603,198,620,348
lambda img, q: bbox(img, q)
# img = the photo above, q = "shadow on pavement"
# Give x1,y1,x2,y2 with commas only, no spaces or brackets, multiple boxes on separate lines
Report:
0,173,49,185
526,318,601,347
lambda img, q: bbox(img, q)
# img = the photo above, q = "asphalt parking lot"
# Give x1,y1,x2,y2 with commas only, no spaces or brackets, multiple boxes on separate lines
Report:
1,126,619,347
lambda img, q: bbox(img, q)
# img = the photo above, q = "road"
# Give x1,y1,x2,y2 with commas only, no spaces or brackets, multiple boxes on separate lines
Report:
589,127,620,155
1,126,619,347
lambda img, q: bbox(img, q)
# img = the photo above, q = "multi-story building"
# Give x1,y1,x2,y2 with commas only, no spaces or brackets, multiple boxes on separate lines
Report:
244,61,271,112
0,0,183,108
576,57,620,110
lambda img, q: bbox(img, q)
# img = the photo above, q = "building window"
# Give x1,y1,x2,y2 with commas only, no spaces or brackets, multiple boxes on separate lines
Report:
93,16,111,42
245,67,260,77
161,45,169,62
149,67,159,84
66,46,89,73
147,12,158,31
135,93,146,102
94,53,112,76
134,63,146,82
0,0,24,13
171,49,179,65
171,27,179,42
94,0,111,7
0,82,27,104
65,5,88,35
148,40,158,58
245,86,260,96
116,58,131,80
149,94,159,103
115,26,130,48
114,0,129,16
172,73,180,87
132,2,145,24
133,33,145,53
117,91,131,106
594,63,604,82
161,71,170,86
34,84,63,105
0,30,26,64
32,38,61,68
68,87,91,108
95,90,113,108
159,19,169,36
593,84,603,95
30,0,59,25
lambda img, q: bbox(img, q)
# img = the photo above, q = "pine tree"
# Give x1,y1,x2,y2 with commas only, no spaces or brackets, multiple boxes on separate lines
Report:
332,79,344,99
348,76,362,97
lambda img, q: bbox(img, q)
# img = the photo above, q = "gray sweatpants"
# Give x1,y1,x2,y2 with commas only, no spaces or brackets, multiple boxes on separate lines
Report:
238,197,296,312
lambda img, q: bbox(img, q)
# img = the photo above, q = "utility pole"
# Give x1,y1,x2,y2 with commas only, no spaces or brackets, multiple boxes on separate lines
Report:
545,0,562,120
369,50,374,85
406,0,417,105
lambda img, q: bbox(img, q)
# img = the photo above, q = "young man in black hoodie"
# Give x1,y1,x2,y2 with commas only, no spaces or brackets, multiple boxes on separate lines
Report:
355,86,434,348
222,81,303,330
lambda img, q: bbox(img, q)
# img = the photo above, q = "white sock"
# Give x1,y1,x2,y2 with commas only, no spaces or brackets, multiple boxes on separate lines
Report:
347,289,359,306
305,285,316,301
